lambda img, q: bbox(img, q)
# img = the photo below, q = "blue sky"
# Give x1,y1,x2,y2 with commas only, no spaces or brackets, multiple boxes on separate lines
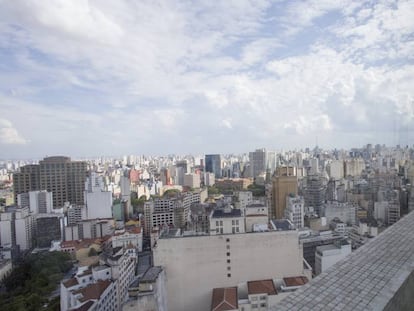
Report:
0,0,413,158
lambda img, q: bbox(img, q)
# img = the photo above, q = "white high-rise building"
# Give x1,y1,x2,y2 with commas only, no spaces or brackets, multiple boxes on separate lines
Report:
285,195,305,229
328,160,344,180
18,190,53,214
84,173,113,219
0,207,34,251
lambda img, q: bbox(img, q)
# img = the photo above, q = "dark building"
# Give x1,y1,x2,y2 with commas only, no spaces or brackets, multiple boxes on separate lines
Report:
304,174,326,217
12,164,40,203
13,156,87,208
205,154,221,178
35,216,62,248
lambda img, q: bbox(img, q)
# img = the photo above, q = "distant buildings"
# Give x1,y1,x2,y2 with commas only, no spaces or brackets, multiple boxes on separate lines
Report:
205,154,222,179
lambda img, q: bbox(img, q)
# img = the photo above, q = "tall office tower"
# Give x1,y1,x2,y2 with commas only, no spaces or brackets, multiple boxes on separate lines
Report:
40,156,87,208
249,148,267,178
304,175,327,217
271,166,298,219
205,154,222,179
13,156,87,209
13,164,40,204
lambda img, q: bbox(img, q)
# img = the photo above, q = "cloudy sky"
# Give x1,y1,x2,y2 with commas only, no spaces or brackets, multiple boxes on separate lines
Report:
0,0,413,158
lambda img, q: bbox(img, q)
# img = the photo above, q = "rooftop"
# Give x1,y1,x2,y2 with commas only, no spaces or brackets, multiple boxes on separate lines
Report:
211,287,238,311
273,211,414,310
141,266,163,283
75,279,112,302
247,279,277,295
62,277,79,288
283,276,309,287
212,208,242,218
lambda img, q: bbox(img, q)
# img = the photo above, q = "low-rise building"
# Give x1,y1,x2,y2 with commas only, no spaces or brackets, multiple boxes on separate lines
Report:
315,240,351,275
122,266,167,311
209,207,245,235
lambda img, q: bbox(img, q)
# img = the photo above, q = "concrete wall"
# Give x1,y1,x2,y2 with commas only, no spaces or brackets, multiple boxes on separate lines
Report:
153,231,303,311
384,270,414,311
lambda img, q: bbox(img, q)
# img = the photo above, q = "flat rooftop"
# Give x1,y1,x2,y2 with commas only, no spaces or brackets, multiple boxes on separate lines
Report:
273,211,414,310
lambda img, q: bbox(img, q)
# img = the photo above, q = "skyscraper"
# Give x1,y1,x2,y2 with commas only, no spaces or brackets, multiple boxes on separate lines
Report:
13,156,87,208
205,154,222,179
304,175,327,217
271,166,298,219
249,148,267,178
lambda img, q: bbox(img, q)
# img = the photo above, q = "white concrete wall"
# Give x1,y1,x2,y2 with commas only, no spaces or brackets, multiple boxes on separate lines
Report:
86,191,113,219
153,231,303,311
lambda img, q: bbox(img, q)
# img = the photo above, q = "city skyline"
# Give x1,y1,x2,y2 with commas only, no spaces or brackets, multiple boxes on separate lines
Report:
1,1,413,159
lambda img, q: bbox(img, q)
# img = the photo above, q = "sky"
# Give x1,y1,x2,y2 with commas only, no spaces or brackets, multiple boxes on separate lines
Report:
0,0,413,158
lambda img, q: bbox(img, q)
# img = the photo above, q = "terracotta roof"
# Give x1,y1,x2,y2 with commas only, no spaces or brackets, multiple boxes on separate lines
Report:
63,278,79,288
247,279,277,295
283,276,309,287
211,287,238,311
78,269,92,277
75,279,112,302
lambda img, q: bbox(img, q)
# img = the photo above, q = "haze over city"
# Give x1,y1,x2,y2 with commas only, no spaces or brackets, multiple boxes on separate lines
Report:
1,0,413,159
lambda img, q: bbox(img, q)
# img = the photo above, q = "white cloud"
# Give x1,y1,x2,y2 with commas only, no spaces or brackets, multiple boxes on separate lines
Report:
0,118,27,145
0,0,413,156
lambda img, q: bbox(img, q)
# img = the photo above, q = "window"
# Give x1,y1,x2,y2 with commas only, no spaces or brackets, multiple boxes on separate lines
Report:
227,252,230,256
260,303,267,307
227,266,231,271
227,273,231,277
227,259,231,263
226,238,230,242
226,245,230,249
216,221,219,226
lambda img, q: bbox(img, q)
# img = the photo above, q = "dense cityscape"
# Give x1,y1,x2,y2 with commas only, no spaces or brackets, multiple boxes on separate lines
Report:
1,0,414,310
0,144,414,310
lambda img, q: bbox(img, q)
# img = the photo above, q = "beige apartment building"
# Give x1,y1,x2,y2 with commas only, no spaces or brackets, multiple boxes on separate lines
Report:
153,230,309,311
